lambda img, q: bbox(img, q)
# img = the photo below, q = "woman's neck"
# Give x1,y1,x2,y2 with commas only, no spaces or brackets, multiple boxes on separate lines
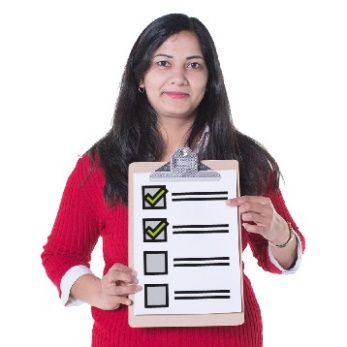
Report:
157,118,195,161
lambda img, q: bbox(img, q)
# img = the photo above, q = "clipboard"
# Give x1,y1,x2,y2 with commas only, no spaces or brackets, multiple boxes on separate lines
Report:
128,148,244,327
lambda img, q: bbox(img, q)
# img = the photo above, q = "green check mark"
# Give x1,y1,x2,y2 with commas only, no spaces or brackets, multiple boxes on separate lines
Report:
145,221,169,239
145,188,168,206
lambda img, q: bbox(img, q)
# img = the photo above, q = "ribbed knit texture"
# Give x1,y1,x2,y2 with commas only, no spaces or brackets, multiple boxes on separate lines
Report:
41,154,305,347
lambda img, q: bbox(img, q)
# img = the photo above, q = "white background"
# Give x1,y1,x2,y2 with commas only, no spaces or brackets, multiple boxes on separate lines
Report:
1,1,346,346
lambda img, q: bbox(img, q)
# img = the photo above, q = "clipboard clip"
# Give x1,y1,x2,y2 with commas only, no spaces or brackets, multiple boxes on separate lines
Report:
150,147,221,181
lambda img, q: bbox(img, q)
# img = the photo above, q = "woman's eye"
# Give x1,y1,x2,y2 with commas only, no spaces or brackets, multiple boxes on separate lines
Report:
157,61,170,67
187,62,201,69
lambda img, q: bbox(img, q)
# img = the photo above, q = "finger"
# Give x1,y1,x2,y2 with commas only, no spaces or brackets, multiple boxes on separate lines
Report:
225,196,247,206
110,263,137,276
226,195,270,206
106,265,138,285
106,294,133,309
112,291,141,307
112,283,143,297
241,212,267,226
242,222,266,235
240,200,274,216
116,296,132,307
103,281,142,299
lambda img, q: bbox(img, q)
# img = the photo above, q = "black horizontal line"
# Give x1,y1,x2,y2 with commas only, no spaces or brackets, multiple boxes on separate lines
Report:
175,290,230,294
172,197,227,201
174,263,230,267
175,296,231,300
172,191,228,196
173,224,229,229
173,230,229,234
174,257,230,261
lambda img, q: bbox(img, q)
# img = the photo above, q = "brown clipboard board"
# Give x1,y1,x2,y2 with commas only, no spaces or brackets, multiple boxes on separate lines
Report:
128,148,244,327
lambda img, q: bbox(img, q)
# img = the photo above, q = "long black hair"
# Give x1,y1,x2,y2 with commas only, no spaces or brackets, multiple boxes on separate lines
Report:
88,13,280,206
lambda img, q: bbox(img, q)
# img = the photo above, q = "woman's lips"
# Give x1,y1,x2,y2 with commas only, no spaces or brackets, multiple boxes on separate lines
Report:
164,91,189,99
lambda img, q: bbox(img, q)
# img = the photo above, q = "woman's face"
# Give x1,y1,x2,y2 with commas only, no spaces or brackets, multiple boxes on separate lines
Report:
140,31,209,123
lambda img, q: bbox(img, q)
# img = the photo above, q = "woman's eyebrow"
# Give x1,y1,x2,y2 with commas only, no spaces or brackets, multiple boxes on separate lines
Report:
153,53,204,60
153,53,173,58
186,55,204,60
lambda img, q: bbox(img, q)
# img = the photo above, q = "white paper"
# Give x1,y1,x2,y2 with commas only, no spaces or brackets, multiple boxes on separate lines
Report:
132,169,242,315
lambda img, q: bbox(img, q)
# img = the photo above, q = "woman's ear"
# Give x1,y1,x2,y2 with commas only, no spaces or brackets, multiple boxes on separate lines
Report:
138,80,145,93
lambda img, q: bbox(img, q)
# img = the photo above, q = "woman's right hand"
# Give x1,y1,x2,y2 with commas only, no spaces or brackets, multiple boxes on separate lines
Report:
71,263,142,310
99,263,142,310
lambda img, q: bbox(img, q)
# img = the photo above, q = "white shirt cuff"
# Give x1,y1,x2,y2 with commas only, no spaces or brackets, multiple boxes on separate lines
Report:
60,265,93,306
268,231,303,274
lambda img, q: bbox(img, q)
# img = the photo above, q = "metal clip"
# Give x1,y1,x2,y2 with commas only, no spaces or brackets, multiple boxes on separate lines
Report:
150,147,220,181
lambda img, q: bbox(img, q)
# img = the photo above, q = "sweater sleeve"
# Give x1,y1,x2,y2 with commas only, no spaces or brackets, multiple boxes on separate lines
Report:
247,187,306,274
41,154,105,297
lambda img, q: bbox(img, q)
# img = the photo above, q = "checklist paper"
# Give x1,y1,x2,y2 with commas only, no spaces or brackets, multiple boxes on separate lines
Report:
131,168,242,316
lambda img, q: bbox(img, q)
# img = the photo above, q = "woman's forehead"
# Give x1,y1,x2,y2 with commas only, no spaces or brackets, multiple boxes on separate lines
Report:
153,31,203,57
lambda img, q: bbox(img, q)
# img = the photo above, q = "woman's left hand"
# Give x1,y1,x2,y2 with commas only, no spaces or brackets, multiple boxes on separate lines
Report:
226,196,289,245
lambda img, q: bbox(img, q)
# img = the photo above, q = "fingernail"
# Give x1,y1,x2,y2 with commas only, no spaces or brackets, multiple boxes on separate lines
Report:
135,285,143,293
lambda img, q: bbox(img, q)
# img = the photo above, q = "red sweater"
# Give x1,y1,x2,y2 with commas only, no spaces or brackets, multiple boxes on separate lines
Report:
41,154,305,347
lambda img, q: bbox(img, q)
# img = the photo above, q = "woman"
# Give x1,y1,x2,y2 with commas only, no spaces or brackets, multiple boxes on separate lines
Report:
41,13,305,347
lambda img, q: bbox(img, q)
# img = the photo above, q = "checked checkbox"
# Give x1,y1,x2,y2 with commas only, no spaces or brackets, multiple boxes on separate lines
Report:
142,185,168,209
143,218,169,242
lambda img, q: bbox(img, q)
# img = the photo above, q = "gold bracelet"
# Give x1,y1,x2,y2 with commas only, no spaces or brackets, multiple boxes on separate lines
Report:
268,222,294,248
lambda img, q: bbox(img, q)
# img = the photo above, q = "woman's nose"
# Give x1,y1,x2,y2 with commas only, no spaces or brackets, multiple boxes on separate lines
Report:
170,66,188,85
